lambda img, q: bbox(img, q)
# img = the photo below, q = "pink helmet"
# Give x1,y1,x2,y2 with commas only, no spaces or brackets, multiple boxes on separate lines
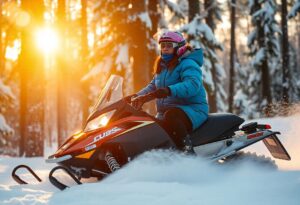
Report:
158,31,186,46
158,31,187,56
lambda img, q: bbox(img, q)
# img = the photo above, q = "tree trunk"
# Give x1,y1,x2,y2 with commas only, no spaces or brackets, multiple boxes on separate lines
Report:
228,0,236,112
56,0,67,146
204,0,217,112
281,0,290,103
19,57,27,156
204,0,215,32
187,0,199,41
0,0,3,75
260,55,272,104
131,1,150,92
147,0,159,115
148,0,159,75
298,15,300,72
80,0,90,125
19,0,45,157
252,0,271,107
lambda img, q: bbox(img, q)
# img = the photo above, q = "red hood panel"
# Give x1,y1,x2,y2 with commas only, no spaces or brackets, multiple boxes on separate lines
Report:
54,116,154,157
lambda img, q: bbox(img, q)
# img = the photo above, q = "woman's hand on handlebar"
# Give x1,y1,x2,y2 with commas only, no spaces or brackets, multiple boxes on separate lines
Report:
123,94,137,103
124,94,148,110
131,95,146,110
131,93,156,110
128,88,170,110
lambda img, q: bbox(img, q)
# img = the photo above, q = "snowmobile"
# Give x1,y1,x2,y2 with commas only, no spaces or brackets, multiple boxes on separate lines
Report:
12,75,291,190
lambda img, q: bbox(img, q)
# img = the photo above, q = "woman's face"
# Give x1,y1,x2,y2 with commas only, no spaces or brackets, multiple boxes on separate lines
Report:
160,42,176,55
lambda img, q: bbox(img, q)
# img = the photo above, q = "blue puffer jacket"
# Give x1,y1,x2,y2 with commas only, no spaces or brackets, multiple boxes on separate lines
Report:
137,49,209,130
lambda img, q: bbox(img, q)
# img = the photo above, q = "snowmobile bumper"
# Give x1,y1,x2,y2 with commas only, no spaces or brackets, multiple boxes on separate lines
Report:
45,155,72,163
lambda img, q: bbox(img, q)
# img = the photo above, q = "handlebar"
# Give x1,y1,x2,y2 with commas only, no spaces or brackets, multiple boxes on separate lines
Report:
124,92,156,103
124,92,157,110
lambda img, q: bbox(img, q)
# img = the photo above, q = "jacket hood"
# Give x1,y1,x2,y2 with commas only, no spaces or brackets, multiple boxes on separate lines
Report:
181,49,203,67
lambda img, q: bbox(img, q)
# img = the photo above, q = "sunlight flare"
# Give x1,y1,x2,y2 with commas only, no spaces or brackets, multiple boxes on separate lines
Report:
5,40,21,61
36,27,59,54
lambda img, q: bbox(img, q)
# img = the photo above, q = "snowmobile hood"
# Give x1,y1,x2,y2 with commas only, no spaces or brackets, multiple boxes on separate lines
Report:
180,49,203,67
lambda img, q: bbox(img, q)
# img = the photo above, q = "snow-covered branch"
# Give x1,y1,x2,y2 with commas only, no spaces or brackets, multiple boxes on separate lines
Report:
0,114,14,135
288,0,300,19
164,0,185,19
0,80,15,102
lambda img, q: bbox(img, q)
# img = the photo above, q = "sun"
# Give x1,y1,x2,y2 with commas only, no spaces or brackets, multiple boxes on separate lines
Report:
36,27,59,54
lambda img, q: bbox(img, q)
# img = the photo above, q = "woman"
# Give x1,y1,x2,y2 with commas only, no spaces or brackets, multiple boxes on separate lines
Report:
132,31,209,154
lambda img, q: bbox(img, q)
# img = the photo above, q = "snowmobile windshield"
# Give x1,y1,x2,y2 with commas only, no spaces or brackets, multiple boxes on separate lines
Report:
83,75,124,132
92,75,124,113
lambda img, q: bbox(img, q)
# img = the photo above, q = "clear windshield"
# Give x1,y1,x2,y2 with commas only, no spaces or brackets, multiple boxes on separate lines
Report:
91,75,124,114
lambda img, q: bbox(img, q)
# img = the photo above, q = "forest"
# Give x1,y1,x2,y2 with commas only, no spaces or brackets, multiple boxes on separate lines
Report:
0,0,299,157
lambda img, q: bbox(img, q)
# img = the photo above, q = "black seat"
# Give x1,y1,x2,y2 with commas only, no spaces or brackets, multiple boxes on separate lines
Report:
191,113,244,146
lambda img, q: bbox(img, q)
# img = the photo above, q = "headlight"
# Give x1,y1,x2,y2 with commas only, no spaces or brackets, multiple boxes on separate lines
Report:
84,110,116,132
72,132,84,140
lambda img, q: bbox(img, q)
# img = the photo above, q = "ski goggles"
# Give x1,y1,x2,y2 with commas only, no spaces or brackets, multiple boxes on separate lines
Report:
160,42,178,49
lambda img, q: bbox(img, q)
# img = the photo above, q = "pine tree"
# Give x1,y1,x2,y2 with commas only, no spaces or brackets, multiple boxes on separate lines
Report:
228,0,236,113
182,0,226,112
229,0,257,118
288,43,300,101
0,0,3,75
86,0,189,96
151,0,186,51
204,0,227,112
288,0,300,19
163,0,186,27
0,0,20,155
80,0,91,125
281,0,290,103
247,0,281,115
233,62,258,118
148,0,159,78
56,0,68,147
19,0,45,156
0,79,15,154
86,1,153,96
130,1,152,92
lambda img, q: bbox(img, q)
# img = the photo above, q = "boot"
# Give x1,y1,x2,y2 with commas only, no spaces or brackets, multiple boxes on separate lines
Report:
182,134,195,155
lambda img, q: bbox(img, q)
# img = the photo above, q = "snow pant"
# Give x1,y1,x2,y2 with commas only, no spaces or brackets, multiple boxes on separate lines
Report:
161,107,193,149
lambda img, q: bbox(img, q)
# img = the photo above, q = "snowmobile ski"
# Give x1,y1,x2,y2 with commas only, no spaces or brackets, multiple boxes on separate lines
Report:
49,166,82,190
12,164,42,185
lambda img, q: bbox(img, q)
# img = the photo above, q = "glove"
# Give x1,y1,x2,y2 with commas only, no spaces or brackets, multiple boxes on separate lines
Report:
153,87,171,98
131,95,147,110
131,88,170,110
124,94,137,103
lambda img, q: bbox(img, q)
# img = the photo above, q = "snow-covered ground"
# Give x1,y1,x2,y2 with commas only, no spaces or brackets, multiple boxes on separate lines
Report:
0,114,300,205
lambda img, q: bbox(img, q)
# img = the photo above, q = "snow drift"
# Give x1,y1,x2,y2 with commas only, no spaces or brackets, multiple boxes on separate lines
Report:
0,114,300,205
